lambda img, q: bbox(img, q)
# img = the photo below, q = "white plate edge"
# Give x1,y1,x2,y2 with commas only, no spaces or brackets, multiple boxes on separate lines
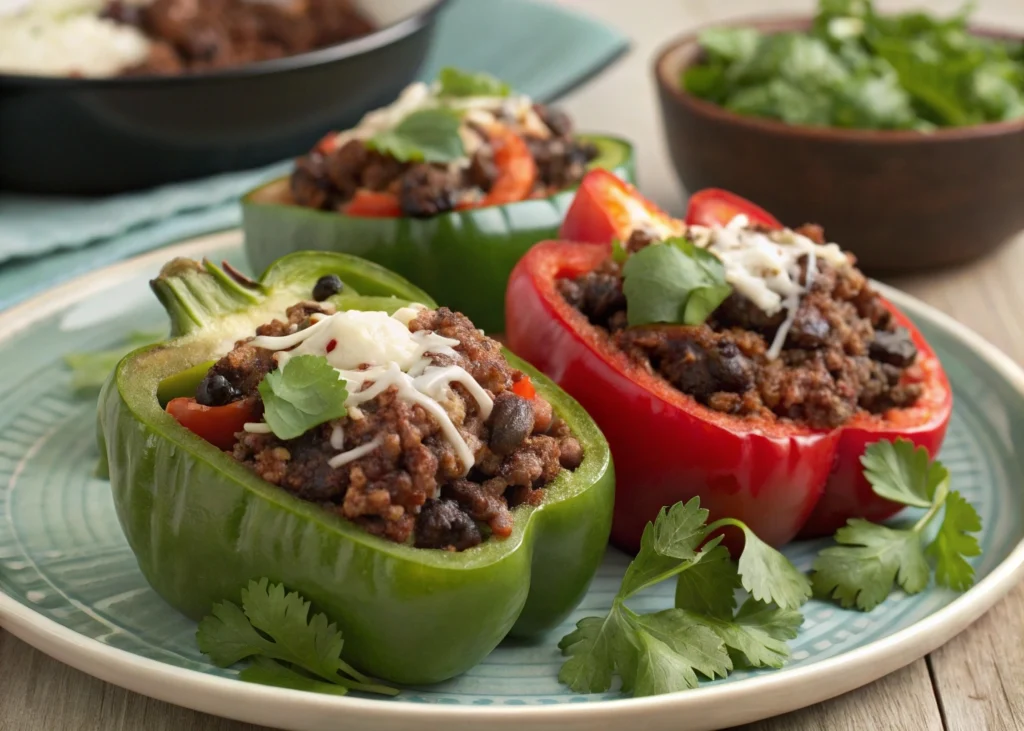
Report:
0,233,1020,731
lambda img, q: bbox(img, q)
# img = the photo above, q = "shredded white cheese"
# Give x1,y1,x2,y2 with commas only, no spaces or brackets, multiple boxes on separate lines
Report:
247,307,492,475
688,215,849,360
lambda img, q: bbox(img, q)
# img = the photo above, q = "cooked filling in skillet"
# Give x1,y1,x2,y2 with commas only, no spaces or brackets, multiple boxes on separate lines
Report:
558,219,923,430
290,77,600,217
102,0,375,75
189,290,582,552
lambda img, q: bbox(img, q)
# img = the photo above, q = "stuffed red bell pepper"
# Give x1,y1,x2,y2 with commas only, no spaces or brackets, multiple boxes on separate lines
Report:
505,171,951,550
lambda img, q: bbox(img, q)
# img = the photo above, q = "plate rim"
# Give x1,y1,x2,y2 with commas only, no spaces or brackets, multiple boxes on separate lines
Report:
1,231,1022,731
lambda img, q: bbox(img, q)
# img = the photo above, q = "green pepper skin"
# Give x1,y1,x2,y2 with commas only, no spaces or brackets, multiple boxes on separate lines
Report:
98,252,614,685
241,134,634,333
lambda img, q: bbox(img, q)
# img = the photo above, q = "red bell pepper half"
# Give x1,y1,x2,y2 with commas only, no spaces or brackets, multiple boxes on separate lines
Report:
506,177,952,550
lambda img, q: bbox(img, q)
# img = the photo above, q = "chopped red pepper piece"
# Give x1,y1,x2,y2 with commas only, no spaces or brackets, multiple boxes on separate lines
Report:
479,125,537,207
505,184,952,550
512,376,536,400
343,190,403,218
166,397,257,452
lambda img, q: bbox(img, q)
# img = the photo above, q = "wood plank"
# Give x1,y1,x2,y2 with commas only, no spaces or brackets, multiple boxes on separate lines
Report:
728,660,943,731
0,629,267,731
927,571,1024,730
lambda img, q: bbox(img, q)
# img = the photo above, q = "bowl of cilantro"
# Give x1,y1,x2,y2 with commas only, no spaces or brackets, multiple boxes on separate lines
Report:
654,0,1024,272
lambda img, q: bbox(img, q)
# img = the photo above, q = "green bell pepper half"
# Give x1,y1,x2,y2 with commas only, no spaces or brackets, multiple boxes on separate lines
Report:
241,134,634,334
98,251,614,685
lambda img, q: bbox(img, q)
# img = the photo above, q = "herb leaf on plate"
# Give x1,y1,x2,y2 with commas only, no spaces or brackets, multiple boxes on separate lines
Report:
558,498,807,697
258,355,349,440
813,439,983,610
64,330,164,395
197,579,398,696
368,108,465,163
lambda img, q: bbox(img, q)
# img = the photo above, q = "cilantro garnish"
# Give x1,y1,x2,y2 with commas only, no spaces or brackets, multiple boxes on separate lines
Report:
64,330,163,395
258,355,349,440
621,238,732,327
682,0,1024,130
558,498,808,696
197,579,397,696
437,66,511,98
812,439,983,610
367,108,465,164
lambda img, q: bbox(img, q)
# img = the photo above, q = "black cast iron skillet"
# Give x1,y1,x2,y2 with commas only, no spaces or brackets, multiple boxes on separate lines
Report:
0,0,449,195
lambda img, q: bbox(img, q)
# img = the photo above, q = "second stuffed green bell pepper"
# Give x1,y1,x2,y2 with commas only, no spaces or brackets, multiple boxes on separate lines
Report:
241,69,635,333
98,251,614,685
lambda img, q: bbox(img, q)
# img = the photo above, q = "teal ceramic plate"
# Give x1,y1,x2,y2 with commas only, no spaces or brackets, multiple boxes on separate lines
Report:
1,232,1022,731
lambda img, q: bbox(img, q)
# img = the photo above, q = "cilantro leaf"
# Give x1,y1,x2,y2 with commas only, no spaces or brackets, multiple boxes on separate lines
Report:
674,544,739,619
436,67,511,98
196,579,397,696
557,610,624,693
815,439,983,610
619,498,717,599
630,610,731,693
861,438,947,510
239,657,349,696
559,499,806,698
712,520,811,610
258,355,349,440
813,519,929,610
622,238,732,327
64,330,163,395
367,108,465,163
928,490,982,591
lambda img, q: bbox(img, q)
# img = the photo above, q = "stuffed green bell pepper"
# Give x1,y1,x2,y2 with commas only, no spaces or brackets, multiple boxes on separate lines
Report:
98,250,614,685
242,67,635,333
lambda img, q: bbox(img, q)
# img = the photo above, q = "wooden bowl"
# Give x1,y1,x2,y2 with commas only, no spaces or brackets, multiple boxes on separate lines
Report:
654,17,1024,273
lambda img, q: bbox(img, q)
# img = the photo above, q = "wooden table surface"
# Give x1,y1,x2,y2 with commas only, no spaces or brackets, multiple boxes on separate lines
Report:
3,1,1024,730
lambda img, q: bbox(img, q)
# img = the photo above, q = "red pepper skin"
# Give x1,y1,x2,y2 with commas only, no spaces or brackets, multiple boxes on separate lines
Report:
685,188,783,229
165,397,256,452
559,169,684,245
506,241,951,551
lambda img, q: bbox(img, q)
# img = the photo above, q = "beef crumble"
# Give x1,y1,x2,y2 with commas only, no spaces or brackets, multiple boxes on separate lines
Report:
558,229,922,430
103,0,374,75
197,302,582,551
290,102,599,217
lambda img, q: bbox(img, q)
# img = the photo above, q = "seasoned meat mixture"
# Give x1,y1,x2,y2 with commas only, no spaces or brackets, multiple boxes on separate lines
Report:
195,302,582,551
558,227,923,430
290,102,599,217
102,0,374,75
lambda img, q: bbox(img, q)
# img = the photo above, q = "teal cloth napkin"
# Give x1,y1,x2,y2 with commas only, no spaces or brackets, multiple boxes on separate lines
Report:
0,0,628,309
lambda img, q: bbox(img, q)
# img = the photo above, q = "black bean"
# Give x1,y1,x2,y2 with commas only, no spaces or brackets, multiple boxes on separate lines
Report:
196,373,240,406
870,327,918,367
414,498,482,551
313,274,343,301
489,394,535,456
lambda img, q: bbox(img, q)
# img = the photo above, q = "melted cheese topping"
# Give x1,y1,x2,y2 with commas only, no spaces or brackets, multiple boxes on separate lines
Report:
246,307,492,475
688,215,850,360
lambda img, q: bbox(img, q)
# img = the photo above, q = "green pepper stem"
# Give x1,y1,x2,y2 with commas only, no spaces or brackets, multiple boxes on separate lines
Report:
150,258,264,337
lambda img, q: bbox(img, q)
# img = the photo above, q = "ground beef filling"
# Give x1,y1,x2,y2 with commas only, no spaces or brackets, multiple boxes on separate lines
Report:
197,304,583,551
290,103,599,217
557,228,923,430
103,0,374,75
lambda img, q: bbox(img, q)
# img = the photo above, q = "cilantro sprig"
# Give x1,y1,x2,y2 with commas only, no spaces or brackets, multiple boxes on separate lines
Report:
197,579,398,696
437,66,511,98
621,238,732,328
367,108,465,164
558,499,808,697
812,439,982,611
258,355,349,440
